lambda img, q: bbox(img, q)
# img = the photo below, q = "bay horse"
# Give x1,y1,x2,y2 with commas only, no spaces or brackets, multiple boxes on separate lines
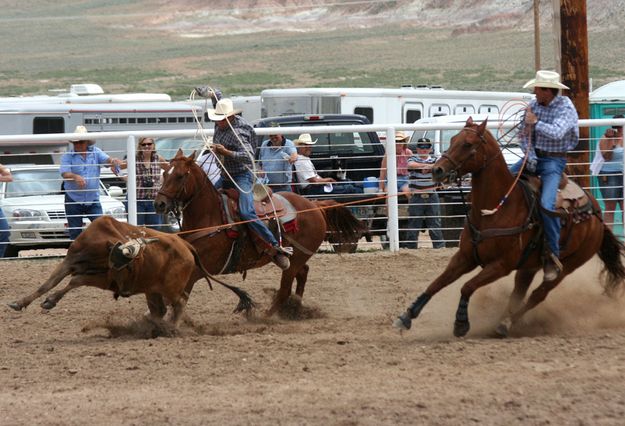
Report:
394,117,625,337
154,150,365,316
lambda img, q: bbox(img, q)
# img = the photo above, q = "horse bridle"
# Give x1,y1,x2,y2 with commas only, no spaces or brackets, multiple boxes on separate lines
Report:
439,126,490,182
157,165,210,222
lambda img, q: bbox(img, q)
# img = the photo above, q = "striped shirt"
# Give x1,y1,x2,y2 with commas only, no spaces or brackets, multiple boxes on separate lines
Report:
214,115,257,177
408,155,437,191
519,95,579,157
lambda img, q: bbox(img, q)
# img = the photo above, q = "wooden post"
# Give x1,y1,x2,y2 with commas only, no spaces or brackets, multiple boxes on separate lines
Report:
558,0,590,187
534,0,541,70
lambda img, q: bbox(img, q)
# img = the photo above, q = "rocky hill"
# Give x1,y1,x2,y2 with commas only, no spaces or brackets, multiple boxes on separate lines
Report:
151,0,625,37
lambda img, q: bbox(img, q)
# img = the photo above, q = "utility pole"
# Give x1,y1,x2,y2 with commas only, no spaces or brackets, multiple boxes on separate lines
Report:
534,0,541,70
553,0,590,187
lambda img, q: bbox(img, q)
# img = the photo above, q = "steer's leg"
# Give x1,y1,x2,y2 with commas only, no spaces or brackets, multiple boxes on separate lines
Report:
8,261,72,310
41,275,108,310
145,293,167,320
169,295,189,330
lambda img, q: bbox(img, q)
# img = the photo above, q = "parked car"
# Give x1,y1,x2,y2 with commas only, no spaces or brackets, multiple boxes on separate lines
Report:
0,165,126,257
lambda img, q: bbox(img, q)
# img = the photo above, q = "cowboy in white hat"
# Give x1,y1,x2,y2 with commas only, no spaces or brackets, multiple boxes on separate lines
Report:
60,125,123,239
511,70,579,281
293,134,362,196
208,98,292,270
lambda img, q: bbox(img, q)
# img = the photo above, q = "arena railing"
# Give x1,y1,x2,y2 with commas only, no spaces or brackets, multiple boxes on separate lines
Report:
0,118,623,258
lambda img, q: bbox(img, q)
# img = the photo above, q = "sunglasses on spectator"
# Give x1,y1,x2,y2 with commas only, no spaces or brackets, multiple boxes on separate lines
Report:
140,142,154,147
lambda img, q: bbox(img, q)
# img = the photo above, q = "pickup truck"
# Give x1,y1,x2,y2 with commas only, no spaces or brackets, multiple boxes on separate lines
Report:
253,114,387,250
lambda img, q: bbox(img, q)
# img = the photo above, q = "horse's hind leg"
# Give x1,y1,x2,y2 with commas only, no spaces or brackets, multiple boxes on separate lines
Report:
8,261,72,310
495,268,539,337
265,270,297,317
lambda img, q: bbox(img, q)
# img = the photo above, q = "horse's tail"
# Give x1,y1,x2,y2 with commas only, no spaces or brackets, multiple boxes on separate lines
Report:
314,200,367,251
597,224,625,297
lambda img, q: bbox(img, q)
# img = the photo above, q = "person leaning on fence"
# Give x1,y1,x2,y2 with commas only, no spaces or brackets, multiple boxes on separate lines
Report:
121,137,170,229
257,129,298,193
293,134,363,196
511,70,579,282
208,98,292,271
592,115,624,231
404,138,445,249
0,164,13,257
60,125,123,240
379,131,413,198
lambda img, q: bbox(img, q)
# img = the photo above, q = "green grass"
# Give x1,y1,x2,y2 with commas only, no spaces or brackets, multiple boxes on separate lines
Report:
0,6,623,98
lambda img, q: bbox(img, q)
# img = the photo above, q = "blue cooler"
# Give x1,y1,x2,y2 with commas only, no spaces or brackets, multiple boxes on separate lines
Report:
363,176,378,194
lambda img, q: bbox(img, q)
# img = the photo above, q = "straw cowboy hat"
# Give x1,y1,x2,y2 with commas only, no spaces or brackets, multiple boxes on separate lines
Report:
294,133,317,145
206,98,242,121
395,131,409,142
69,125,92,142
523,70,569,90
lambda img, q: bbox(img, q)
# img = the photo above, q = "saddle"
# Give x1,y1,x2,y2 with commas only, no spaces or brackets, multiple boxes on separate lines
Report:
523,173,595,221
222,188,289,220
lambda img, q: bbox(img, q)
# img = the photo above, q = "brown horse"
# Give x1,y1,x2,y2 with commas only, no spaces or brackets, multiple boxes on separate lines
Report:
394,117,625,337
154,150,365,316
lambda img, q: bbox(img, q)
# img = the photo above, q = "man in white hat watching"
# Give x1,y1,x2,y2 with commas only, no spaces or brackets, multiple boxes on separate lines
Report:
512,70,579,281
208,98,291,270
60,125,123,239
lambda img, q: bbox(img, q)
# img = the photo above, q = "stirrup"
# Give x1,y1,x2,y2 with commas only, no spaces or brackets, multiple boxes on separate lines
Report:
276,246,293,257
543,253,563,282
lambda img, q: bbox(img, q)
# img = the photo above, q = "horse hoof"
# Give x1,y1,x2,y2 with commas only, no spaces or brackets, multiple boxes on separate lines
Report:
453,320,470,337
393,312,412,331
7,302,23,311
41,300,56,310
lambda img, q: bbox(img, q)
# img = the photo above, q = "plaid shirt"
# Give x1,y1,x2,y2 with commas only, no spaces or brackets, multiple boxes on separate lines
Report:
214,115,257,177
519,95,579,158
136,153,162,200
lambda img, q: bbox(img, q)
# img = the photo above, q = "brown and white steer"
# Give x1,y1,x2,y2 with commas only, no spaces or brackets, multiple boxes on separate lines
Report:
8,216,253,329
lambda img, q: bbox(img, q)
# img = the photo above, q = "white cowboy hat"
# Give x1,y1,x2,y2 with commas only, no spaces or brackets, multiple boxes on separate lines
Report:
395,131,410,142
69,125,91,142
523,70,570,90
206,98,241,121
294,133,317,145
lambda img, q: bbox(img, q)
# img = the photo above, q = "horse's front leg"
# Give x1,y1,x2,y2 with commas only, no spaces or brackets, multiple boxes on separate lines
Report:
453,261,510,337
394,251,477,331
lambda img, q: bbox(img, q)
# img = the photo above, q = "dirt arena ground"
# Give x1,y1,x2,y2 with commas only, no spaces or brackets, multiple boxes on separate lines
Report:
2,249,625,425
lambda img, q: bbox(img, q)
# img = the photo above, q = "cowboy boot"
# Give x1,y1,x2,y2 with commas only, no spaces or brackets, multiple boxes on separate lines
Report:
269,246,293,271
543,252,563,282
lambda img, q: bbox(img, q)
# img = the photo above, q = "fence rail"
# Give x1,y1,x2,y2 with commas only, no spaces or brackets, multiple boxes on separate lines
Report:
0,118,624,258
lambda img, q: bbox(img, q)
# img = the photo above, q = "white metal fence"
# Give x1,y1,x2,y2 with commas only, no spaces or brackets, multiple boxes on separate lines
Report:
0,118,624,258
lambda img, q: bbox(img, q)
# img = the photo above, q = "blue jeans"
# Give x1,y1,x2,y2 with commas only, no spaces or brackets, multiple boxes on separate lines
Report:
405,192,445,249
0,208,10,257
137,199,162,229
302,182,363,196
65,195,103,240
536,156,567,257
223,171,278,247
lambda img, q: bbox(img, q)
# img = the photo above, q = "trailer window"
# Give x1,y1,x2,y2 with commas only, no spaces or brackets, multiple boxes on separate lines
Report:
33,117,64,134
405,109,421,123
354,107,373,123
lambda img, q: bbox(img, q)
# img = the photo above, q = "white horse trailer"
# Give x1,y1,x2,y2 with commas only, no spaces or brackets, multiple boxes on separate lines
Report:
260,86,533,140
0,84,261,164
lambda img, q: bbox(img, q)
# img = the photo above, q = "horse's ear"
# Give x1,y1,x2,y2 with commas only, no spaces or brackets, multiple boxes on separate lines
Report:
466,116,474,127
189,150,197,161
477,117,488,135
174,148,185,159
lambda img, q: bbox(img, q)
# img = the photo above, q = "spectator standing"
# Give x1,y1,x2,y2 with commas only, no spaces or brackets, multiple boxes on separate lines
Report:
0,164,13,257
405,138,445,249
379,131,413,198
208,98,292,270
130,137,170,228
60,126,122,240
595,115,625,230
257,131,298,193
